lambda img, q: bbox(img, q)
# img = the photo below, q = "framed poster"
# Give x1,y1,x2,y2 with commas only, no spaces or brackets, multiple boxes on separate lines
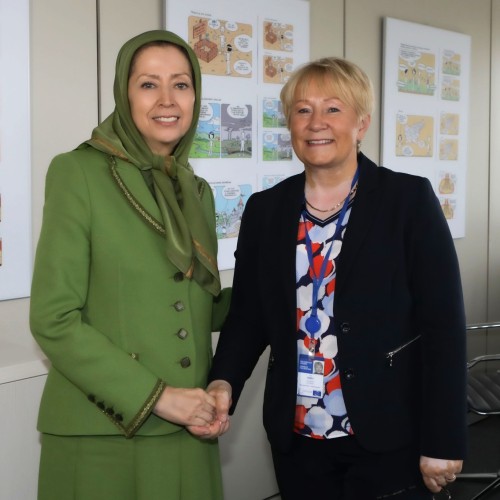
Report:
0,0,32,299
382,17,471,238
166,0,310,269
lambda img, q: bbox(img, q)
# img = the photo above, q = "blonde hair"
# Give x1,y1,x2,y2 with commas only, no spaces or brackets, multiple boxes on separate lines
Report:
280,57,375,128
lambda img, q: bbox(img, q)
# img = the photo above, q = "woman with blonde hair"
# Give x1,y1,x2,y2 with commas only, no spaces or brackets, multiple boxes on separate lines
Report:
208,57,466,499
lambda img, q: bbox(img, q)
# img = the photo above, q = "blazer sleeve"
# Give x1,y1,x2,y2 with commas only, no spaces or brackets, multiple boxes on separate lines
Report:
208,192,270,410
212,287,232,332
30,154,165,438
409,178,467,459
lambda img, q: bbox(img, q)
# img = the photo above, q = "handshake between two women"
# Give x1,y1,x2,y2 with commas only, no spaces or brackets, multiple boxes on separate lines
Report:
152,380,233,439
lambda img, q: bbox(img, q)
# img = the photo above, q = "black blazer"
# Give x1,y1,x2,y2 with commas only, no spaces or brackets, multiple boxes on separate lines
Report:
209,153,467,458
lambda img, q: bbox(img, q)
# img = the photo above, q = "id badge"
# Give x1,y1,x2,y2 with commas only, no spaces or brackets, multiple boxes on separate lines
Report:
297,354,325,398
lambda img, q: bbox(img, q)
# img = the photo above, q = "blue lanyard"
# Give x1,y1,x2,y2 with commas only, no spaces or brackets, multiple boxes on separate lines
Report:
303,167,359,337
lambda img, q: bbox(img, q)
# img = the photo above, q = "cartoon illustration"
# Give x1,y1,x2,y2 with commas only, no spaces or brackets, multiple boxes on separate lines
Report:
442,49,461,76
192,20,218,63
191,101,252,159
440,198,455,220
262,98,286,128
397,44,436,96
439,172,456,194
439,139,459,161
212,183,252,238
221,104,252,158
190,101,221,159
440,113,459,135
441,75,460,101
263,21,293,52
395,113,434,157
188,16,252,78
264,55,293,84
263,132,292,161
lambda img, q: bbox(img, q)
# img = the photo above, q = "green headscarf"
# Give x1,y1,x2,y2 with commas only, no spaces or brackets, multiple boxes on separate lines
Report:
83,30,220,296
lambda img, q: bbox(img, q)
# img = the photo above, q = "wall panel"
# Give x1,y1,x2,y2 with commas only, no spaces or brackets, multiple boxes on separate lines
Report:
489,0,500,322
31,0,98,240
309,0,344,59
98,0,163,120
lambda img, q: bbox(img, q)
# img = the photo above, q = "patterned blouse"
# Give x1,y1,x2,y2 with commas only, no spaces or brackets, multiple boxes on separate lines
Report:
294,201,354,439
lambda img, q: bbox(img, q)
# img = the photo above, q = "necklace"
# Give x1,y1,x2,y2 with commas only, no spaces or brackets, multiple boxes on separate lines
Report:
305,182,358,213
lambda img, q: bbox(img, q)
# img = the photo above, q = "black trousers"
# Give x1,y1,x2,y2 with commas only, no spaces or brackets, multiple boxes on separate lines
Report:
271,434,434,500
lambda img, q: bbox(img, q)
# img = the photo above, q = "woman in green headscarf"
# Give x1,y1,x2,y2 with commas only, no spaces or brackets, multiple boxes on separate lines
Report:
30,30,231,500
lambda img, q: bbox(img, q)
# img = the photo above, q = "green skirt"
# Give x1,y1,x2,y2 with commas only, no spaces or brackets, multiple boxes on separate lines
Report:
38,431,223,500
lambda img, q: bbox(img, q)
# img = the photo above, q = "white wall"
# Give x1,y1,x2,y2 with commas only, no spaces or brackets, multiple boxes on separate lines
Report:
0,0,499,498
489,0,500,332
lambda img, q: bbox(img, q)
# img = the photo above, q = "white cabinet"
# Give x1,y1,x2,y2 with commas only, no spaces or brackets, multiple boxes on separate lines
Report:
0,375,46,500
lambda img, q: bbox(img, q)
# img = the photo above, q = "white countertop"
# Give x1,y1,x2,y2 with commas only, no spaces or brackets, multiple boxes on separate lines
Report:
0,328,49,384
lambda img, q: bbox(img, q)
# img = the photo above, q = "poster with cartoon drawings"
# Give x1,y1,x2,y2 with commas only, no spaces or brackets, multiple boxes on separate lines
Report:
166,0,309,269
0,0,31,300
382,17,471,238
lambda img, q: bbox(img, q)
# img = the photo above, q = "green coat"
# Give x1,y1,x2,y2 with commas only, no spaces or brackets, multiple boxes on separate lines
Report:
30,147,231,438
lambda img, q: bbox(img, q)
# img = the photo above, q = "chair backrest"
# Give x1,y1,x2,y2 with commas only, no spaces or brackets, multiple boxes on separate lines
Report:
466,322,500,415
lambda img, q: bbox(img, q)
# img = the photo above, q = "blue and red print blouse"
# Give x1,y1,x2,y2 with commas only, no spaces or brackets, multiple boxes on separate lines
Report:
295,201,354,439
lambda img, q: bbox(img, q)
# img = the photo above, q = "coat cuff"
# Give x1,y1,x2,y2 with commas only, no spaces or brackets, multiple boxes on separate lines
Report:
106,379,167,438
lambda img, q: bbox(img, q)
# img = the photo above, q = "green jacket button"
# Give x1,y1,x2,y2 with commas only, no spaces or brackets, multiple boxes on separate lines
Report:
173,301,185,312
177,328,188,340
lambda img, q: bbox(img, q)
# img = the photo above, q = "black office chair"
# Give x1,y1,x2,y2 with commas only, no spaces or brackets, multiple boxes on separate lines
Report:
457,322,500,500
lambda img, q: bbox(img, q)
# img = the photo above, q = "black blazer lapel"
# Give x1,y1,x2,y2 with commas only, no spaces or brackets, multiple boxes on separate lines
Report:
336,154,380,294
275,173,306,319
